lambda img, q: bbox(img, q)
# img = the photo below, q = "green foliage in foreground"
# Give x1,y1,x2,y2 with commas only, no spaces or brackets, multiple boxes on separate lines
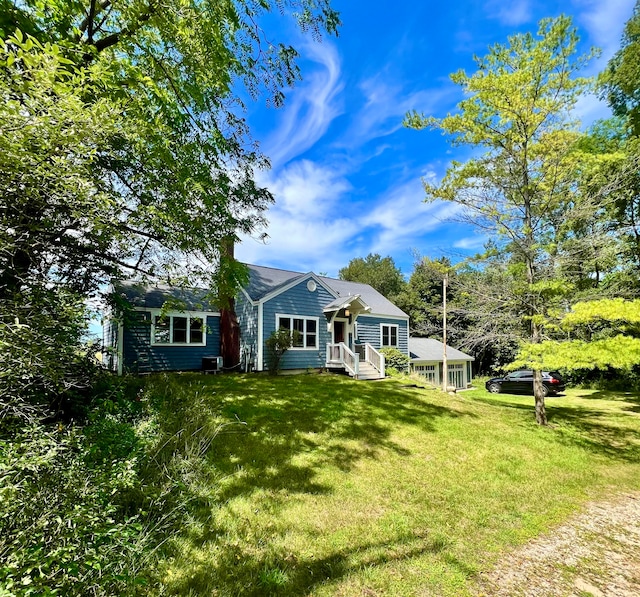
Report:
132,373,640,596
5,372,639,596
0,378,154,596
514,298,640,371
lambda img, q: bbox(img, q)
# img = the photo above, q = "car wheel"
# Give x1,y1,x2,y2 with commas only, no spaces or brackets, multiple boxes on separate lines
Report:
541,385,549,397
488,383,501,394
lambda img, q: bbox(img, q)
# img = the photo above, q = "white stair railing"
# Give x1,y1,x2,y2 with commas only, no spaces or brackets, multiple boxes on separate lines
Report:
327,342,388,379
326,342,360,378
365,344,385,378
341,343,359,378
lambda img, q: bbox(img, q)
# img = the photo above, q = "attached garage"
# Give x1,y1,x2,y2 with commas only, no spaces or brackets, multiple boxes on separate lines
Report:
409,337,474,390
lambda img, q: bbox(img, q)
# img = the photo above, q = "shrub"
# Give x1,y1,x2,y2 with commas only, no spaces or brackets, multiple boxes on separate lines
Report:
380,347,410,374
265,329,298,375
0,378,156,597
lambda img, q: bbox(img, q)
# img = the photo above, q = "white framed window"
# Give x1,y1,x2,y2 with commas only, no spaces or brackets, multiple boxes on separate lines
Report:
276,314,318,349
151,312,207,346
380,323,398,347
414,364,435,372
448,363,465,388
414,364,436,383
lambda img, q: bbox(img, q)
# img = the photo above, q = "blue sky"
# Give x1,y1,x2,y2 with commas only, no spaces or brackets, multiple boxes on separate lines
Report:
235,0,636,278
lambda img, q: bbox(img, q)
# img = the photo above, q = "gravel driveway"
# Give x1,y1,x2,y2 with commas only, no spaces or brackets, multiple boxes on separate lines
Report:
476,493,640,597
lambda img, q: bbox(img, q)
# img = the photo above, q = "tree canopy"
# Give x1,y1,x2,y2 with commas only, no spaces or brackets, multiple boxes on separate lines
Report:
0,0,340,302
338,253,406,300
601,0,640,135
405,16,596,424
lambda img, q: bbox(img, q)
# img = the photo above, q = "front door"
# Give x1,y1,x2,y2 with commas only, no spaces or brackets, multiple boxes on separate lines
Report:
333,320,345,344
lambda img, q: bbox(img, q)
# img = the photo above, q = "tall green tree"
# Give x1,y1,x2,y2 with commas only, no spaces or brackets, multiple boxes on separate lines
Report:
0,33,127,419
405,16,595,425
600,0,640,135
0,0,340,301
566,118,639,293
595,3,640,289
338,253,406,300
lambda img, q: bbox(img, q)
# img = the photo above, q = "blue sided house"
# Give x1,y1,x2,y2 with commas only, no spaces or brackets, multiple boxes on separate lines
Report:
104,264,410,380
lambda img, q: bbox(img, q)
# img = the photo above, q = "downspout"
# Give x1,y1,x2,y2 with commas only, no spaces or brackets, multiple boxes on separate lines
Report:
257,301,264,372
117,319,124,376
442,272,448,392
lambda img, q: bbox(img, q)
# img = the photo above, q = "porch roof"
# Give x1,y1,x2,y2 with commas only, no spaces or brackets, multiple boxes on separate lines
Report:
322,294,371,315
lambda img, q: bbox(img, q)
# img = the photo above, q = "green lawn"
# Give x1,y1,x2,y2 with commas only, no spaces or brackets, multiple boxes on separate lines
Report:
144,373,640,596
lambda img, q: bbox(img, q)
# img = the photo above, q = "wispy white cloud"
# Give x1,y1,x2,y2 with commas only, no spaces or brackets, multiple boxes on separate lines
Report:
236,160,355,274
573,92,611,127
453,235,487,250
263,42,343,168
359,176,463,257
485,0,531,26
258,159,351,219
236,160,462,276
342,73,457,148
574,0,635,64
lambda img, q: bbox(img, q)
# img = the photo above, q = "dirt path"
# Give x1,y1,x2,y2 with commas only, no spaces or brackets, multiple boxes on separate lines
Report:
476,493,640,597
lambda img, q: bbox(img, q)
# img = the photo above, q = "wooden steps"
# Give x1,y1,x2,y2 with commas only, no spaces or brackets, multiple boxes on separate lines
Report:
353,362,383,380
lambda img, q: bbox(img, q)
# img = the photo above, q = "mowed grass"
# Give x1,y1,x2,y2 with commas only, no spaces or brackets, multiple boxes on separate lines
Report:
146,373,640,596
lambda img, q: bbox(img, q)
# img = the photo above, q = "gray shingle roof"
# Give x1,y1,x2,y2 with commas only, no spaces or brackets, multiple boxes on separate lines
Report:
114,281,217,311
243,264,303,301
244,264,408,318
116,264,410,319
409,337,474,362
318,276,407,318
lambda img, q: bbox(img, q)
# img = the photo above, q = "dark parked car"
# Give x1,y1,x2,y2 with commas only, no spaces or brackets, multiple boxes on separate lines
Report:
485,370,565,396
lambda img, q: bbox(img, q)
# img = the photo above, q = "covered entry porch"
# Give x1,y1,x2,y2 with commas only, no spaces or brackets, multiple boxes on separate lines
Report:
323,294,385,380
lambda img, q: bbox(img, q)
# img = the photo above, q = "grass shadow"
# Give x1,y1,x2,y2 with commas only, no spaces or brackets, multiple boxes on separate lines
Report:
197,374,471,505
165,526,460,596
546,405,640,462
145,372,475,592
471,390,640,463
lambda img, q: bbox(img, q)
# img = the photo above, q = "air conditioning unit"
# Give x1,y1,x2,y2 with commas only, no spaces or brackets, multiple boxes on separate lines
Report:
202,356,223,373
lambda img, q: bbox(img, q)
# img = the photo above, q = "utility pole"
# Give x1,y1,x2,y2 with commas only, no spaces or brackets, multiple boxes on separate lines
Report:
442,272,448,392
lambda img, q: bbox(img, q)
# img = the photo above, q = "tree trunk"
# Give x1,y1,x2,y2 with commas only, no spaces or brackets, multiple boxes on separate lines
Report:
219,237,240,371
220,301,240,370
533,366,547,426
0,245,31,304
524,183,547,426
530,283,547,425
